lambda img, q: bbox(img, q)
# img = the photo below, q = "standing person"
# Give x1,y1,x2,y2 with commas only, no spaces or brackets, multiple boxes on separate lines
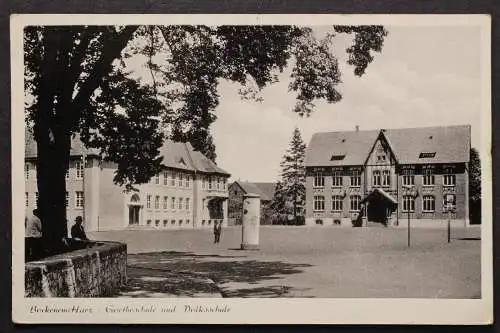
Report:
213,221,219,244
71,216,88,240
216,220,223,244
25,209,43,261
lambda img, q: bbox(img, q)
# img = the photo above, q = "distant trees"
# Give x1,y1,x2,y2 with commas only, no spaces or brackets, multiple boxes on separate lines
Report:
469,148,481,224
271,128,307,225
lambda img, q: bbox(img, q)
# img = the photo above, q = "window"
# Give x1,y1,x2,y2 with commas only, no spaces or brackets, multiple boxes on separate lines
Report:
185,198,190,210
155,174,160,184
171,197,176,210
330,155,345,161
34,192,38,208
402,195,415,212
350,195,361,212
170,173,176,186
313,172,325,188
25,192,28,207
163,171,168,185
65,191,69,207
75,191,84,208
202,177,206,189
402,174,414,186
163,196,168,209
154,195,160,209
209,177,213,190
147,219,151,226
178,173,183,187
75,161,84,179
171,219,176,225
419,152,436,159
377,155,387,162
332,195,343,212
350,170,361,187
146,195,151,209
332,169,343,187
313,195,325,211
185,175,190,188
373,170,381,186
217,178,221,190
163,219,168,227
179,219,183,225
155,219,160,227
422,195,435,212
443,174,456,187
423,168,435,186
186,219,190,224
178,198,183,210
382,170,391,186
25,163,30,179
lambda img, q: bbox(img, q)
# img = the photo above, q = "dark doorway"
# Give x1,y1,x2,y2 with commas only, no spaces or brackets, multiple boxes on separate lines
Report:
363,189,397,225
129,205,140,225
367,197,388,223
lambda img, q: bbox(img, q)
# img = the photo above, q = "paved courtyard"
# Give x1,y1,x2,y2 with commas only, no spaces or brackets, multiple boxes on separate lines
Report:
89,224,481,299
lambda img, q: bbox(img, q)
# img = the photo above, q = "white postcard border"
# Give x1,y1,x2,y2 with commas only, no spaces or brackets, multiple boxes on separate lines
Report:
11,14,493,325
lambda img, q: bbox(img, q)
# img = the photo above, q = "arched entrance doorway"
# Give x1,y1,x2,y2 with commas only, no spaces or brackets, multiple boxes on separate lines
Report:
128,194,142,225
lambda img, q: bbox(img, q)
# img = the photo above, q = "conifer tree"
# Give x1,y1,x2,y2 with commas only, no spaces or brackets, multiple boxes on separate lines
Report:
276,128,307,224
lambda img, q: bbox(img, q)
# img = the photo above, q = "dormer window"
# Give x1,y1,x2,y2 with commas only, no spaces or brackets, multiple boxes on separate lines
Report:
330,155,345,161
377,155,386,162
419,152,436,159
178,157,186,166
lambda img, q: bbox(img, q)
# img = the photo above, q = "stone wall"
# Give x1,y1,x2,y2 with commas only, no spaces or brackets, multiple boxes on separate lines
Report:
25,241,127,297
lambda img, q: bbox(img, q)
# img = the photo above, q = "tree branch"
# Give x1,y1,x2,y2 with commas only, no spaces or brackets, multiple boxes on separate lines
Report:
70,25,139,130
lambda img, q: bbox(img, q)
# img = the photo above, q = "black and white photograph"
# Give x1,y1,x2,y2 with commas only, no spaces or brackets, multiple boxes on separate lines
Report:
12,14,492,324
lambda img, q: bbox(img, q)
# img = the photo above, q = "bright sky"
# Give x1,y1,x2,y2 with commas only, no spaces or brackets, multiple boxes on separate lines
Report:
211,26,483,182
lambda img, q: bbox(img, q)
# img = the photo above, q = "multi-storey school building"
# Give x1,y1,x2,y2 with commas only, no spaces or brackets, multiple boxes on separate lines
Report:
305,125,471,227
25,133,230,233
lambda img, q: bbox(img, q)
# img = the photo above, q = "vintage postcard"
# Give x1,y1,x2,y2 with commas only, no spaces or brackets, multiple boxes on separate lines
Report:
11,14,492,324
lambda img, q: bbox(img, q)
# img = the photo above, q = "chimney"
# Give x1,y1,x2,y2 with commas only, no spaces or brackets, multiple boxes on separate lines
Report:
355,125,359,132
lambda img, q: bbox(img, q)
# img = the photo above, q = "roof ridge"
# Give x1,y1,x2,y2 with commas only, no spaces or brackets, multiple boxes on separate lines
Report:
182,141,198,171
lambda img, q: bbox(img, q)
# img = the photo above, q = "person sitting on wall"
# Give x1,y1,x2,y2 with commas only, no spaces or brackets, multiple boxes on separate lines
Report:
71,216,88,241
25,209,43,261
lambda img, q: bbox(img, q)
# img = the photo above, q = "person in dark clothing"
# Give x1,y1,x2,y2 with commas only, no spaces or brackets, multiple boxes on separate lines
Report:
213,221,222,244
71,216,88,240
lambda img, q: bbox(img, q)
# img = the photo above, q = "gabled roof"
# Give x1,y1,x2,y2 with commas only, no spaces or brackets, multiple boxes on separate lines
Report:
306,125,471,167
383,125,470,164
306,130,379,167
25,130,230,176
233,181,277,201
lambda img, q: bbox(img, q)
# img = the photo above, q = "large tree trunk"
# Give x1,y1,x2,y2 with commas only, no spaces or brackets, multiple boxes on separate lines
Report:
36,130,71,253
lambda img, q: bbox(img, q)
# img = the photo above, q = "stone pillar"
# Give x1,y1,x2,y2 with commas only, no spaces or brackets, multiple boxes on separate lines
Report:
241,193,260,250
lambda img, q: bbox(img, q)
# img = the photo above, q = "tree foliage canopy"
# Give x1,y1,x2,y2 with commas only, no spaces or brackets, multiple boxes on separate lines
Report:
25,24,387,190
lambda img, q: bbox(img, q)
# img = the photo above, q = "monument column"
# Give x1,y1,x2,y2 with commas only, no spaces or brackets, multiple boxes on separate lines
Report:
241,193,261,250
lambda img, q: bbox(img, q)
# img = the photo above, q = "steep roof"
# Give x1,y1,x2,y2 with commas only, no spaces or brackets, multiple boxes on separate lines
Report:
306,125,470,167
234,181,277,201
383,125,470,164
25,130,230,175
306,130,379,167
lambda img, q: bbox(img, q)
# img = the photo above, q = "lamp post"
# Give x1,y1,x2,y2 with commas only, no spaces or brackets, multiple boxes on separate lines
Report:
403,185,412,247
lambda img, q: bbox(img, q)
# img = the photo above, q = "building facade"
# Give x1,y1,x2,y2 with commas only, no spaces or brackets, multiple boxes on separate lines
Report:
228,181,277,225
305,125,471,227
25,134,230,234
